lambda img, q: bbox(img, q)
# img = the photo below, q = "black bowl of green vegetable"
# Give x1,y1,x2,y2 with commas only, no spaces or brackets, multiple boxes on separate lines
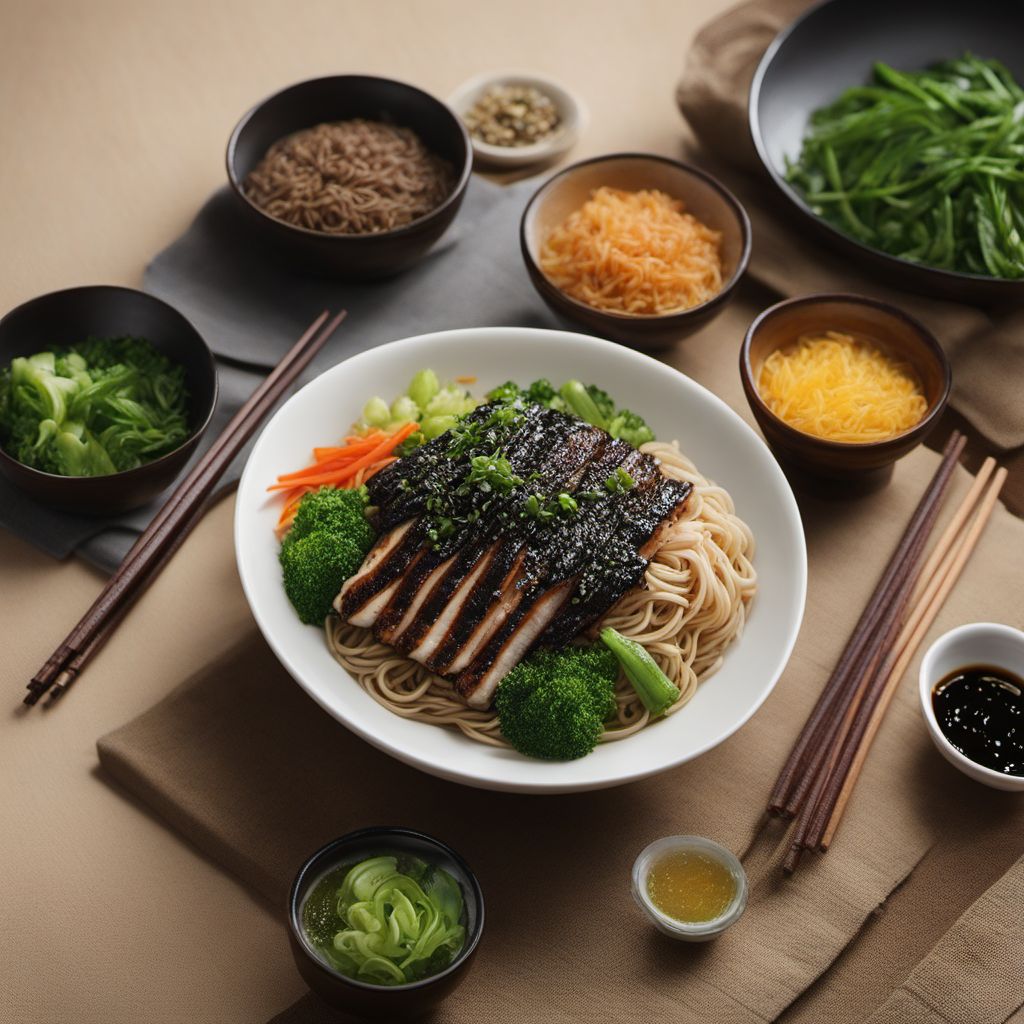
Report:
749,0,1024,303
288,827,484,1018
0,285,217,514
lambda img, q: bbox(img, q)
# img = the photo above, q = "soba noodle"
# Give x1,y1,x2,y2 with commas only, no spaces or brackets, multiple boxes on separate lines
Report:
243,119,454,235
326,440,756,747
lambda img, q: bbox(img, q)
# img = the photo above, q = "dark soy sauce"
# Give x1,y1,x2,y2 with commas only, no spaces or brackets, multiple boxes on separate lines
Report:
932,665,1024,776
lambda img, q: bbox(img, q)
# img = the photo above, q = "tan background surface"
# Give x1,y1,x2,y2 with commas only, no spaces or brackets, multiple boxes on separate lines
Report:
0,1,740,1021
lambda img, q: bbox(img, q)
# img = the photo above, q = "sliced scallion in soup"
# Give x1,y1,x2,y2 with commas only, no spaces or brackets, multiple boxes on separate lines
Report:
302,854,466,986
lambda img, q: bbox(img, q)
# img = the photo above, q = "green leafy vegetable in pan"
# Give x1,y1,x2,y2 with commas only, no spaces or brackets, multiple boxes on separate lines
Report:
0,337,190,477
786,54,1024,279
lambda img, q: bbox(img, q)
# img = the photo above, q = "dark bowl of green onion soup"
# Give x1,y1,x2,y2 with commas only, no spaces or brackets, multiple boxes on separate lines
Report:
288,827,485,1018
0,286,217,515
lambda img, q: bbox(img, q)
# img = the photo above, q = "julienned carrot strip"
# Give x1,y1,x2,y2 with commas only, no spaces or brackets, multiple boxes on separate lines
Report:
268,422,417,491
276,486,311,529
351,456,397,486
275,436,388,483
276,453,363,482
317,433,386,456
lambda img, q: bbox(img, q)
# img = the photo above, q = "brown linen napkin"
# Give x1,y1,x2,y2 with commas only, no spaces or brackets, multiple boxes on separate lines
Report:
98,450,1024,1024
864,858,1024,1024
676,0,1024,451
781,794,1024,1022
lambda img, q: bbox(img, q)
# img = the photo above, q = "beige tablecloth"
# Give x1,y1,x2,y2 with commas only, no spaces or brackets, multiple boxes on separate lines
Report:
2,2,1024,1022
96,316,1024,1022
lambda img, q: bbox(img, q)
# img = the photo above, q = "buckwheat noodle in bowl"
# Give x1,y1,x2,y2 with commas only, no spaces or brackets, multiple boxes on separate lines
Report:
326,439,756,748
242,119,455,235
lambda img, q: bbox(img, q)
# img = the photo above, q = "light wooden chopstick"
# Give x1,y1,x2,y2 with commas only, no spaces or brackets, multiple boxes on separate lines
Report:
819,460,1007,849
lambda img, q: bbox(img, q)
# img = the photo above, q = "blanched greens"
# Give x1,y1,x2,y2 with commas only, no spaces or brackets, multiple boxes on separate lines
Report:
302,855,466,986
0,337,189,476
786,54,1024,278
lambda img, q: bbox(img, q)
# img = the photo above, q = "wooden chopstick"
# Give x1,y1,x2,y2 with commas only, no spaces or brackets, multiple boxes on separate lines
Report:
777,448,1006,873
25,308,332,698
783,578,919,873
24,309,346,707
816,463,1007,849
768,432,966,817
41,492,201,706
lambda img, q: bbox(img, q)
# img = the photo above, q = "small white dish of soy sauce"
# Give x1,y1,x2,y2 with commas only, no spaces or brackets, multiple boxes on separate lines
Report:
919,622,1024,793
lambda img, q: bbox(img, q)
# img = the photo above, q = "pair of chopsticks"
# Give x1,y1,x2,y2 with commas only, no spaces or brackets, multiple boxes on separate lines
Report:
768,430,1007,873
23,310,347,709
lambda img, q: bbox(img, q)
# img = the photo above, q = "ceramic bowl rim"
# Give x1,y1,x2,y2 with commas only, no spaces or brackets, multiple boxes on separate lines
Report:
447,69,586,163
0,284,218,485
748,0,1024,291
226,73,473,244
287,826,486,993
740,292,952,456
519,152,752,325
918,621,1024,790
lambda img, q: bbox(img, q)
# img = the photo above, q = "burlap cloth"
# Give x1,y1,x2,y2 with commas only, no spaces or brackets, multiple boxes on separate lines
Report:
676,0,1024,453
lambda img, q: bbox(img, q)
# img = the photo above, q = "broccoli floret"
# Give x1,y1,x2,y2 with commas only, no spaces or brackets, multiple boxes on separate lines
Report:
289,486,375,549
486,380,525,404
495,647,619,760
486,379,565,412
584,384,616,422
280,487,376,625
485,378,655,450
280,532,367,625
608,409,654,448
524,378,562,407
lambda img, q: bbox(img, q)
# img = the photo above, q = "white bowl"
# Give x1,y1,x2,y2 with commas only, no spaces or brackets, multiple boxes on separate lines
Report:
235,327,806,793
919,622,1024,792
448,72,585,169
631,835,748,941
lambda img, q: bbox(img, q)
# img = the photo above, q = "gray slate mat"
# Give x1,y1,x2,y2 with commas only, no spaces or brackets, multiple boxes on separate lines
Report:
1,175,559,572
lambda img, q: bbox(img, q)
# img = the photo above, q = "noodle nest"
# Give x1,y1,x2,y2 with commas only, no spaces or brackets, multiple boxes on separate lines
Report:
326,440,756,748
243,119,455,235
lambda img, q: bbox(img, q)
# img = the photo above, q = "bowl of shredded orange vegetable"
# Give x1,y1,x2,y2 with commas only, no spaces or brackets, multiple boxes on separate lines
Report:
520,154,751,350
741,294,951,494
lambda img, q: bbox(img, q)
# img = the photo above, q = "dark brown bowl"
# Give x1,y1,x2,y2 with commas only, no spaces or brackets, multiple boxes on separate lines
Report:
226,75,472,280
288,827,485,1019
740,294,951,495
520,153,751,350
0,285,217,515
749,0,1024,304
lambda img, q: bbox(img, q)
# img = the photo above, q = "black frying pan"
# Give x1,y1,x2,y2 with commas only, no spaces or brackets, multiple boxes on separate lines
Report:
749,0,1024,304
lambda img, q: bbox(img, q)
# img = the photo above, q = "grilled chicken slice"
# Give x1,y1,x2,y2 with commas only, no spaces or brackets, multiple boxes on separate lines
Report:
335,402,691,708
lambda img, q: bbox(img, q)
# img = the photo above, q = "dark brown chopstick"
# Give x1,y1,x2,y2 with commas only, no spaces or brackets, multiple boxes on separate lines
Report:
24,309,346,707
41,488,203,706
773,433,1012,875
768,431,966,817
771,432,967,873
814,463,1007,851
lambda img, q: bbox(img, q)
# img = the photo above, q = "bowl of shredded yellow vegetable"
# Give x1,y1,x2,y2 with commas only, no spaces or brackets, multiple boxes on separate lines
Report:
741,293,951,494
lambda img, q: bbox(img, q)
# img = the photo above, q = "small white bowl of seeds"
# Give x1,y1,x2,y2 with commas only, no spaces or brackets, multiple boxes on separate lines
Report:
449,71,586,169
